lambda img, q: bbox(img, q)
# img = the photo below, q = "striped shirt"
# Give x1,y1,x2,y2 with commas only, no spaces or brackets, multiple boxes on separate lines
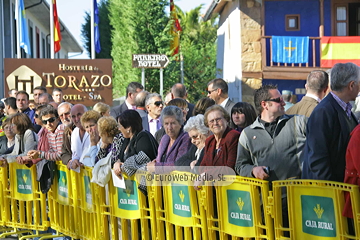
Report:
40,123,65,161
330,92,352,118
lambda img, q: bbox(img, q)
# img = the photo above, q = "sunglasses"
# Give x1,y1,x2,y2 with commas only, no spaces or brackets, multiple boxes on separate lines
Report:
207,89,218,94
35,114,39,118
42,117,57,125
264,97,283,103
154,101,163,107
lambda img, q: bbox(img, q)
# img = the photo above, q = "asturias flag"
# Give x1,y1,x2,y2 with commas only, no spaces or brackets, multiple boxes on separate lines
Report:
272,36,309,64
321,37,360,67
53,0,62,53
16,0,31,55
170,0,182,56
94,0,101,54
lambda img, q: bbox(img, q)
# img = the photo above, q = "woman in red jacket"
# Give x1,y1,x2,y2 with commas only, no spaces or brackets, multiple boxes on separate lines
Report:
194,105,240,190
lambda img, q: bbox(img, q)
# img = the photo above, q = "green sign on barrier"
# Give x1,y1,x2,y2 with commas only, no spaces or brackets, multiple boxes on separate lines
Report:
117,180,139,211
172,183,191,218
16,169,32,194
58,170,68,198
301,195,336,237
84,175,92,205
227,190,253,227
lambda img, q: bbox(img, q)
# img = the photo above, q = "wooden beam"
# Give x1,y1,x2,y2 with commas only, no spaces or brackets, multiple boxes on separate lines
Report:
242,72,263,78
263,71,309,80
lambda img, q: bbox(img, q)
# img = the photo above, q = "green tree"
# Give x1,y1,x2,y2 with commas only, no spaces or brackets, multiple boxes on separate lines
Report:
109,0,169,97
81,0,112,59
164,5,218,102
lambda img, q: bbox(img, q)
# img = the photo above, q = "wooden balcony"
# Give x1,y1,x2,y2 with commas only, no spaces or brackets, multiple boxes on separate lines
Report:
258,36,328,80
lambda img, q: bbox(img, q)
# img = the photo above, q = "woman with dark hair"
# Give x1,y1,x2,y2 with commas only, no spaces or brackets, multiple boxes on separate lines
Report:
27,105,65,163
193,97,215,116
0,113,37,166
147,106,191,174
0,118,16,155
231,102,257,133
114,110,158,187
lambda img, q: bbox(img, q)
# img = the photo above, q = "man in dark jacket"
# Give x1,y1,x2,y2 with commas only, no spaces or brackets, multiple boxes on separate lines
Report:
302,63,360,182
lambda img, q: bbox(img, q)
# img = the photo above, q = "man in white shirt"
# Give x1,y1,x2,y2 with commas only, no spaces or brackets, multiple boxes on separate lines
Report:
68,104,89,170
142,93,163,136
286,70,329,117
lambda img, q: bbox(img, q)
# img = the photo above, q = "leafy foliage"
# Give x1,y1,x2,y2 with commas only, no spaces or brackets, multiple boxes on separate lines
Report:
81,0,218,101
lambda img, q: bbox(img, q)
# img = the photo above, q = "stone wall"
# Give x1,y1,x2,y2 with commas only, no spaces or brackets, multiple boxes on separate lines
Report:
240,0,262,105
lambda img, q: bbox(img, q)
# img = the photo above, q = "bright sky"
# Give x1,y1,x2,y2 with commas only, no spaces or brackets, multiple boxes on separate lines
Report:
46,0,209,59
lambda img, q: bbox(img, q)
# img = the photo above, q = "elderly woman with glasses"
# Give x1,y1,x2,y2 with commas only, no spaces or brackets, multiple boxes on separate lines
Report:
175,114,210,173
194,105,240,190
154,98,188,143
147,106,191,174
0,113,38,167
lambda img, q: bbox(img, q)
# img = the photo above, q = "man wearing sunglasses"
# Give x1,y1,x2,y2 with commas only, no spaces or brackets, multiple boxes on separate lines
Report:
207,78,235,115
302,63,360,182
142,93,163,137
27,106,65,162
235,84,307,182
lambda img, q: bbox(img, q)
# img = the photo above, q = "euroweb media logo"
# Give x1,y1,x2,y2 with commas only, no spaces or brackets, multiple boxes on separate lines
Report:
16,169,32,194
172,183,191,217
301,195,336,237
227,190,253,227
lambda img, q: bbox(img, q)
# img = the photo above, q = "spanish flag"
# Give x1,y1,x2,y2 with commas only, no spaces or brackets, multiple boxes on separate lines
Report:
170,0,182,56
321,36,360,68
53,0,61,53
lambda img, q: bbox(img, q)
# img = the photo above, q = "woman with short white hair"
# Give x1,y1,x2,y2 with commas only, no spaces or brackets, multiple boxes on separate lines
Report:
175,114,210,173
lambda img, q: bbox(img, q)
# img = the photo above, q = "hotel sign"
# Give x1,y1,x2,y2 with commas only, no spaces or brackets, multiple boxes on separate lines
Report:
4,59,112,106
132,54,169,68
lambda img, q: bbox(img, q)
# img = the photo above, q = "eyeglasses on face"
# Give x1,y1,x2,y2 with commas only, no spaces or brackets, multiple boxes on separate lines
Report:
208,117,223,125
189,134,200,140
264,97,284,103
181,107,189,112
35,114,39,118
207,89,218,94
153,101,164,107
42,117,57,125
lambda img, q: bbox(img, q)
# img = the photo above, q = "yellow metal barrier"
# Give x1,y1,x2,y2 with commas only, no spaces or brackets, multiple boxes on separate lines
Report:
163,171,208,240
76,166,109,240
0,163,52,239
147,174,166,240
48,163,79,239
0,165,8,226
108,173,151,240
215,176,274,240
271,179,360,240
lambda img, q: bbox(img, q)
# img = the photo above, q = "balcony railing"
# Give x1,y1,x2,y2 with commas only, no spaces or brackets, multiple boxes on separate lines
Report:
262,36,322,68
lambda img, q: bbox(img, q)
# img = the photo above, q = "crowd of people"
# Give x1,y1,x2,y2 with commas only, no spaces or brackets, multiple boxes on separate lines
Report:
1,62,360,231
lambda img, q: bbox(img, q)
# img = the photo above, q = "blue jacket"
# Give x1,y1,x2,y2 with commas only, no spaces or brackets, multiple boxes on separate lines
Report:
302,93,358,182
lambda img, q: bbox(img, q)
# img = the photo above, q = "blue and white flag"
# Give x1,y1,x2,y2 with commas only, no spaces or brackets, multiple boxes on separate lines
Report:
94,0,101,54
16,0,31,55
272,36,309,64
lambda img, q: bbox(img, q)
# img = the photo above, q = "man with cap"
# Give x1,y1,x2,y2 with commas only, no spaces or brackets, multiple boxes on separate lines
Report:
282,90,294,111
